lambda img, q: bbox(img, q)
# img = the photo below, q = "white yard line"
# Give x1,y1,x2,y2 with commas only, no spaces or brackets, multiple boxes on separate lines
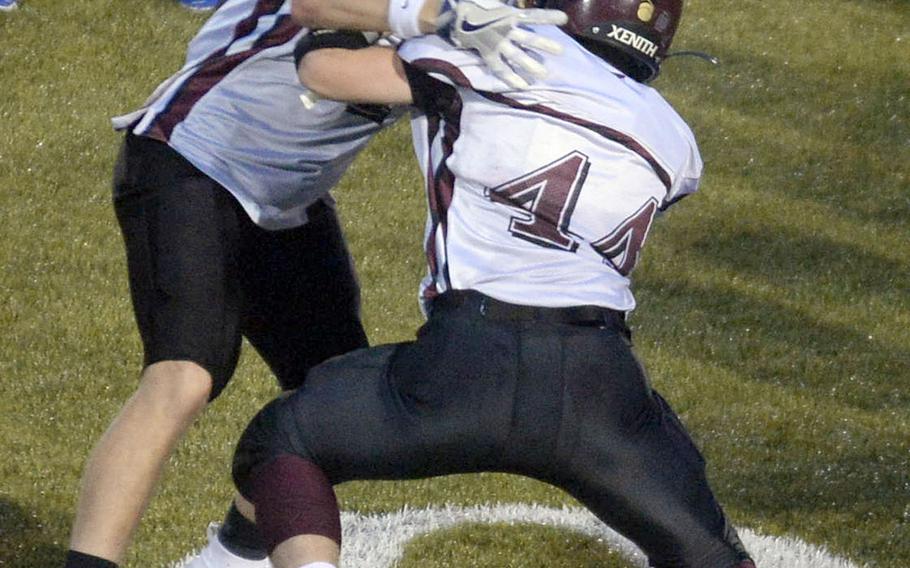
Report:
172,503,864,567
338,503,864,568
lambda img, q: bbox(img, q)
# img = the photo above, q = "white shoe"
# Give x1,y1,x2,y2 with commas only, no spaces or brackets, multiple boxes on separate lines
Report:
175,523,273,568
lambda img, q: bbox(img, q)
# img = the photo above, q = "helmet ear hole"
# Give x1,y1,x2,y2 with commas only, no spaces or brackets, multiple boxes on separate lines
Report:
577,37,654,82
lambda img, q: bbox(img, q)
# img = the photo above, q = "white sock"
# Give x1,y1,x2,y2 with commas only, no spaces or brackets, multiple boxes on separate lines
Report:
297,563,337,568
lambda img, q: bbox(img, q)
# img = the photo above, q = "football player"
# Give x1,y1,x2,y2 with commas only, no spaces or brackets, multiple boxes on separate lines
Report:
61,1,567,568
231,1,756,567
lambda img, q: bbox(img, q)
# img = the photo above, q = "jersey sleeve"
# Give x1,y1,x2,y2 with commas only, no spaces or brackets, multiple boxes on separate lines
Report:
401,59,456,116
663,123,703,208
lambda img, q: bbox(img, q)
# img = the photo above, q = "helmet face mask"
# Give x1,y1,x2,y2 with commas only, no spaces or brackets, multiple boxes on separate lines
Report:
539,0,684,82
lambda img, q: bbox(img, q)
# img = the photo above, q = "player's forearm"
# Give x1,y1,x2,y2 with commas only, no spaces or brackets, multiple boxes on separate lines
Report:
291,0,442,35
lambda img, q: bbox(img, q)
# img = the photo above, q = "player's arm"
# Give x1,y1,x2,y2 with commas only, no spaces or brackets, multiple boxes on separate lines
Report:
291,0,437,35
291,0,568,89
298,46,414,106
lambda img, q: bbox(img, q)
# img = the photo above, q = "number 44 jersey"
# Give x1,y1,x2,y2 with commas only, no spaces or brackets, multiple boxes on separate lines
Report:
398,26,703,313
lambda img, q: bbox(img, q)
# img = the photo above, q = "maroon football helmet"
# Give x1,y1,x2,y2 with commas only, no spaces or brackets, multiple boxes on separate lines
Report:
538,0,684,82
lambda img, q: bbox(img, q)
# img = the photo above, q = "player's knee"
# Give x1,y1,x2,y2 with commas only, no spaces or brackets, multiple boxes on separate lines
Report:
136,360,213,420
233,397,300,498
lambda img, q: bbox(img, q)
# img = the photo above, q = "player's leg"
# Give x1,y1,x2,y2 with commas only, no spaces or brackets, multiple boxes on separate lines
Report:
68,361,213,565
271,535,340,568
232,308,519,568
65,134,246,567
239,450,345,568
188,198,369,565
231,346,403,568
551,327,752,568
238,197,368,392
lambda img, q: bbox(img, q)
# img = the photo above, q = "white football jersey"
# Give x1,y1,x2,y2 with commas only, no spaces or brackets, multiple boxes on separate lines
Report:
397,27,702,312
113,0,401,229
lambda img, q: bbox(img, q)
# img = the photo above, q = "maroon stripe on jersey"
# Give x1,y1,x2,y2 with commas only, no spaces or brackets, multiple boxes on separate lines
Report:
434,96,462,290
410,57,473,89
229,0,286,47
408,57,673,193
417,82,465,300
147,6,299,141
422,114,443,301
482,91,672,192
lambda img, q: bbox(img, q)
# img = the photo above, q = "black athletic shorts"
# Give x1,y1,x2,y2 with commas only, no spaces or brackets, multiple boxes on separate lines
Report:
112,133,367,399
234,290,749,567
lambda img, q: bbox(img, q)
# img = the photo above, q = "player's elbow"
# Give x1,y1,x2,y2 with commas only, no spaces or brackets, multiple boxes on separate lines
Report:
297,52,338,100
291,0,328,27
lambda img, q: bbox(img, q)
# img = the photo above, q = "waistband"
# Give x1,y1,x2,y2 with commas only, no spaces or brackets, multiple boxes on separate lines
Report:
430,290,627,328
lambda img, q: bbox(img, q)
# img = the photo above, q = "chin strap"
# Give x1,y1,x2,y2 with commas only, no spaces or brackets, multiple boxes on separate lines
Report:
663,50,720,65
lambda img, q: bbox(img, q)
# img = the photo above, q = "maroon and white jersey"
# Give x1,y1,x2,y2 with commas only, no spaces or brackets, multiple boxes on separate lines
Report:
397,27,702,312
112,0,400,230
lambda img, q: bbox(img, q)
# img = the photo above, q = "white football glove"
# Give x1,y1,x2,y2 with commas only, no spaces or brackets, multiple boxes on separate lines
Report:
438,0,568,89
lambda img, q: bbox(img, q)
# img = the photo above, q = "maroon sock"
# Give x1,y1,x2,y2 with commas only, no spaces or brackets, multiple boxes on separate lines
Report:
248,454,342,553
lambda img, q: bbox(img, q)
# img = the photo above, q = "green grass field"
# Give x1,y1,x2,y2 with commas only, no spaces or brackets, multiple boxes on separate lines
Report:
1,0,908,566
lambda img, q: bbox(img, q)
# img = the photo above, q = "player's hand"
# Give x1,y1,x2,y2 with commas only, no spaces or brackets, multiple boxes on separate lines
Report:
437,0,567,89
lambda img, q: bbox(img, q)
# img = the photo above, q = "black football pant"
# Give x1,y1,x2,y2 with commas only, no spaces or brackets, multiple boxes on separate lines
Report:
234,290,749,567
112,133,367,399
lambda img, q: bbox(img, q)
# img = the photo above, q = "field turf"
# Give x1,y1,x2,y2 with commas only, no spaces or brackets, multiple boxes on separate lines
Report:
0,0,907,566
